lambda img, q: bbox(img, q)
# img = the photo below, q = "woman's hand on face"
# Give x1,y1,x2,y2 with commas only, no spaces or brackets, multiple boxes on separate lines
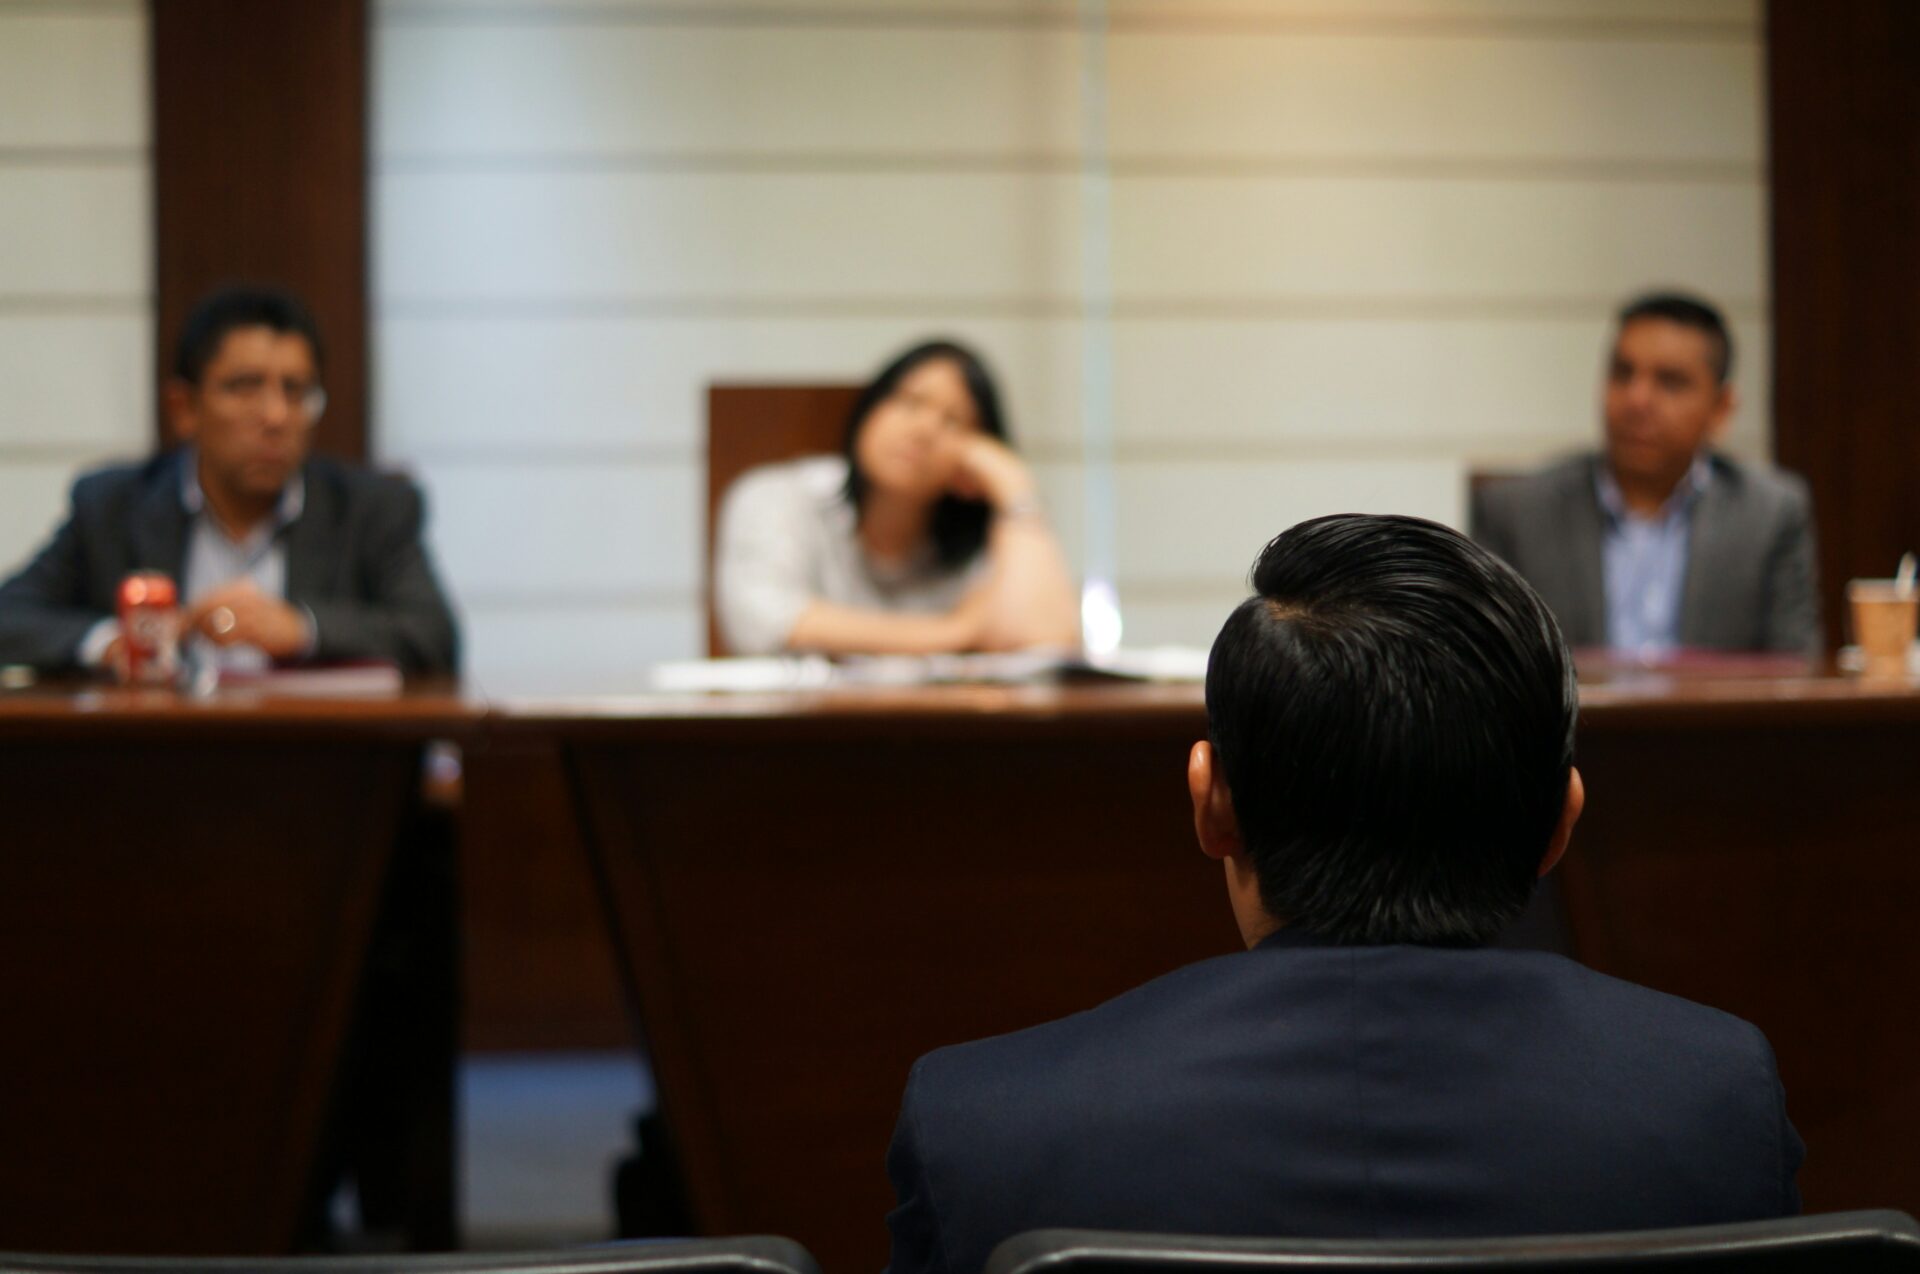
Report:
946,434,1036,510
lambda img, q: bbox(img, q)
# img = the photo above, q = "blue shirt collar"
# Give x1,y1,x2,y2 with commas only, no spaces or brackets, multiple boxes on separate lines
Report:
1594,453,1711,525
178,448,305,531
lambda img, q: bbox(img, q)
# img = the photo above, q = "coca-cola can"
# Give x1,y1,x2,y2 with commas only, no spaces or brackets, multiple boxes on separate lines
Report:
116,571,179,685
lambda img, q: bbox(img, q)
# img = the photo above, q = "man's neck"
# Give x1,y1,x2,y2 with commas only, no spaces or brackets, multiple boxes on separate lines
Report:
1225,854,1285,949
196,460,279,541
1608,458,1695,518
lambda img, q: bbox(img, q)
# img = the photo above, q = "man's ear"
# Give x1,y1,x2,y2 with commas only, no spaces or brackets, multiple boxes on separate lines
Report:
1188,741,1244,861
1706,382,1738,444
1537,765,1585,878
165,379,198,445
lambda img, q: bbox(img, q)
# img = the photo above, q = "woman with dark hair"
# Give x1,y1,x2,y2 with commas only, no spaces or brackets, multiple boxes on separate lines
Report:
715,340,1079,655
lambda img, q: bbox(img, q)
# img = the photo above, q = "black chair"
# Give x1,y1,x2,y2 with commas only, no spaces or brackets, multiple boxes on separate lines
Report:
0,1236,818,1274
985,1213,1920,1274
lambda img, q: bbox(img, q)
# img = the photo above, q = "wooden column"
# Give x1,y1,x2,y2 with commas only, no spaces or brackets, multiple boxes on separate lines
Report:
1768,1,1920,652
151,0,369,461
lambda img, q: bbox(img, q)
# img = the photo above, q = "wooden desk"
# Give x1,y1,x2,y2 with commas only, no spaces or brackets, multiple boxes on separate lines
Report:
1567,667,1920,1225
500,671,1920,1274
7,671,1916,1265
495,684,1232,1273
0,684,477,1254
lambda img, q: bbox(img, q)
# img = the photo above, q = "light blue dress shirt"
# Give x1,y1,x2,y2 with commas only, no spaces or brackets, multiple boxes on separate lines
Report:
177,453,309,671
1596,457,1710,658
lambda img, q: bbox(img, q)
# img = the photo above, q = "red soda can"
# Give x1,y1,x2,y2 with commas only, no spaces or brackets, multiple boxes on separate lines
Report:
116,571,179,685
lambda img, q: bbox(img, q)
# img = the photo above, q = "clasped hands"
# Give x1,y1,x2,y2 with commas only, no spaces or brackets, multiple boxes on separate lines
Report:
180,581,312,658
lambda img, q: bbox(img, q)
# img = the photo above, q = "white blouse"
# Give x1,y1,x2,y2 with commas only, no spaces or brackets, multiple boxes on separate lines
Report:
714,455,986,655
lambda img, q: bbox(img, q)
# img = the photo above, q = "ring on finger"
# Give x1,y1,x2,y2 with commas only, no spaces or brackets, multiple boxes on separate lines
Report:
209,605,237,636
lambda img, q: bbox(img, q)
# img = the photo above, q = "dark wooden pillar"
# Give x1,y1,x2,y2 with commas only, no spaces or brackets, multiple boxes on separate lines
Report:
152,0,369,461
1768,1,1920,652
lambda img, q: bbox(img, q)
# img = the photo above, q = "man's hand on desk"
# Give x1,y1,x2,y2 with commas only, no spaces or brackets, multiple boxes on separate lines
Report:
183,581,314,658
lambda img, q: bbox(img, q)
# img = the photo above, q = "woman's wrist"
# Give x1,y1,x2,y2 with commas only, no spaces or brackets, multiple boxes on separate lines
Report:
994,492,1044,524
983,466,1038,516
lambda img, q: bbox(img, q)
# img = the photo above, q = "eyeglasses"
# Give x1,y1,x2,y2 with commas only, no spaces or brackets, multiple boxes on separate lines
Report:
208,374,328,424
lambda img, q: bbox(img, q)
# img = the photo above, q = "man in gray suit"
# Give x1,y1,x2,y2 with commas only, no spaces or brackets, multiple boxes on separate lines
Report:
1471,292,1818,655
0,285,458,674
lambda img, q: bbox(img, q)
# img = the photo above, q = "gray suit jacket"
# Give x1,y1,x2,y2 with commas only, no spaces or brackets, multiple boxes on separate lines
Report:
1469,452,1819,654
0,450,460,674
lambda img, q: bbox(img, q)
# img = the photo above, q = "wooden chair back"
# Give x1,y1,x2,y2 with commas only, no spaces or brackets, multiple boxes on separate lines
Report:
705,384,863,656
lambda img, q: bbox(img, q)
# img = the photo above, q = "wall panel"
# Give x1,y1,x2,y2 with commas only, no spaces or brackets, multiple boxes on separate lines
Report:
0,168,149,298
376,170,1082,304
0,315,153,452
462,603,700,695
371,0,1768,680
1114,177,1762,303
1112,317,1773,463
1114,458,1464,586
420,461,698,598
378,313,1774,470
380,1,1756,28
0,9,145,150
0,2,151,576
377,25,1079,159
1108,32,1759,165
377,315,1079,458
0,464,92,574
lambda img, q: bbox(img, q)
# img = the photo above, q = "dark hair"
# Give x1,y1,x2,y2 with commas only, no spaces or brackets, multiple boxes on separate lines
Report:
1205,514,1578,947
841,340,1010,569
1617,290,1733,384
172,284,326,385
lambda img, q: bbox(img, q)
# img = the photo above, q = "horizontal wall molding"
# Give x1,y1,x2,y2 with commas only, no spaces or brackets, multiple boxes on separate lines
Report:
0,147,146,167
376,151,1762,184
389,438,1638,468
0,295,148,313
453,577,1265,612
397,445,695,466
0,1,138,14
381,4,1755,43
1116,578,1256,605
380,296,1768,322
460,587,698,611
0,443,138,465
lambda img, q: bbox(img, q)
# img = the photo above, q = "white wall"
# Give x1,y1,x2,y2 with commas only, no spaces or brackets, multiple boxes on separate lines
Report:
0,0,152,582
374,0,1767,690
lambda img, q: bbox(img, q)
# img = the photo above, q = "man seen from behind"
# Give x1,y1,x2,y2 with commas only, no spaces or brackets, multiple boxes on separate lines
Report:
884,514,1801,1274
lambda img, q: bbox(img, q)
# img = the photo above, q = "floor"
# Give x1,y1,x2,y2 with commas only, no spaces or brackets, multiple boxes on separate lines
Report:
458,1050,655,1248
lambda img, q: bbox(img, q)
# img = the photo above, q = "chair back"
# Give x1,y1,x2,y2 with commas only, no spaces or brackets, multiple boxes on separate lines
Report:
705,383,862,656
0,1236,819,1274
1468,467,1521,495
985,1214,1920,1274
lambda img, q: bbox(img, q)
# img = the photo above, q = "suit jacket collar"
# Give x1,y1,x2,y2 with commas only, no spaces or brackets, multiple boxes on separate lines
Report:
1677,454,1736,647
1253,926,1492,953
281,458,336,605
1254,926,1370,953
1555,456,1608,647
131,451,191,578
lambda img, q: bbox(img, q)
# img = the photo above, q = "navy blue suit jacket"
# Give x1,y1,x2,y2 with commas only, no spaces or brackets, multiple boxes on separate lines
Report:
885,929,1801,1274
